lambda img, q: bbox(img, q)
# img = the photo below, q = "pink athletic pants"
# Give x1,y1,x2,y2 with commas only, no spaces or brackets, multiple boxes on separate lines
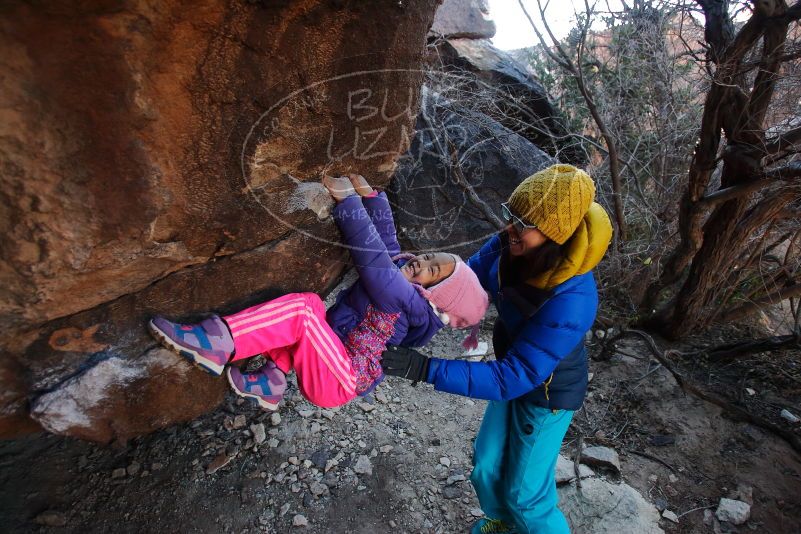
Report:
222,293,357,408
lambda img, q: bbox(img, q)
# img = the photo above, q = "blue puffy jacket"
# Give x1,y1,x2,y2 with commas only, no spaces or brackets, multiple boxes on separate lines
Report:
426,234,596,409
326,193,444,348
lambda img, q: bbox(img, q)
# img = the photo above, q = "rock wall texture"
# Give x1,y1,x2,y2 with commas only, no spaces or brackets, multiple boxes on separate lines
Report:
0,0,440,442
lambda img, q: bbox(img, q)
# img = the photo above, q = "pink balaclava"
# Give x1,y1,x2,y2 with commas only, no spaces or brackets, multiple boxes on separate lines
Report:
418,260,489,329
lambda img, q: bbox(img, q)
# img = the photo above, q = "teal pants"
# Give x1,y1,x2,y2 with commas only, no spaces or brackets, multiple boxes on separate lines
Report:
470,400,573,533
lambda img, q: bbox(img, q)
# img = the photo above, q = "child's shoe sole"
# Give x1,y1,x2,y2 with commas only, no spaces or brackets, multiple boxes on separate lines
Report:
148,319,225,377
226,368,280,411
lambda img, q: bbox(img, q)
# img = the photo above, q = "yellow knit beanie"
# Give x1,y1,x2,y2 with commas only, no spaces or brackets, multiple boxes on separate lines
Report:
508,164,596,244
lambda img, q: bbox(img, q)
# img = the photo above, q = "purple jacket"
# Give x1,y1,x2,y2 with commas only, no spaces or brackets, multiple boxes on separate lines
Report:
326,193,444,347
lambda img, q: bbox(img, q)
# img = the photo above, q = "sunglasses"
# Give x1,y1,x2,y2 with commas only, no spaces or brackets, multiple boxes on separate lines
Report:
501,202,538,234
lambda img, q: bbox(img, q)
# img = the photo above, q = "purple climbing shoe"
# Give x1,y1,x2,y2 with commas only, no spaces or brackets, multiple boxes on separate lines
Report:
226,360,287,411
148,315,234,376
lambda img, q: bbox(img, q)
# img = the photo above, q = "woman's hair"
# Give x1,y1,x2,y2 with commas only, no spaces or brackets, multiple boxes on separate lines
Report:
499,231,567,286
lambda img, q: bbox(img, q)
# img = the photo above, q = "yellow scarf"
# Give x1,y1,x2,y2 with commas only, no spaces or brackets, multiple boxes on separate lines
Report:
527,202,613,290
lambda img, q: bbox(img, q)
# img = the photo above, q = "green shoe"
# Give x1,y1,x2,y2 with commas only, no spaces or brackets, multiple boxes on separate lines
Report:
471,517,518,534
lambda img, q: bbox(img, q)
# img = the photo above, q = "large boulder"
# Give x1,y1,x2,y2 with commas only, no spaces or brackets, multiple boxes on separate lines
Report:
428,38,586,164
0,0,441,442
559,478,665,534
387,86,553,257
429,0,496,40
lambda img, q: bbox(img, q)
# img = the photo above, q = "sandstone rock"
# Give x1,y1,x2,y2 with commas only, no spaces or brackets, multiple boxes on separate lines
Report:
429,38,584,164
429,0,496,40
1,0,442,441
357,402,376,413
353,455,373,476
715,498,750,525
206,453,233,475
555,454,595,484
780,409,800,423
580,446,621,474
559,478,664,533
126,461,141,477
388,87,553,256
446,474,466,485
232,415,247,430
250,423,266,445
662,510,679,523
33,511,67,527
29,348,225,443
443,485,462,499
309,481,328,497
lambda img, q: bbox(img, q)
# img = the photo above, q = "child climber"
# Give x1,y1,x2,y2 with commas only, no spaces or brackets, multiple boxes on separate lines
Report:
148,174,489,410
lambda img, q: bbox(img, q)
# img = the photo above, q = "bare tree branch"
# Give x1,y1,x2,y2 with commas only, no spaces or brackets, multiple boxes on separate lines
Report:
698,161,801,206
721,283,801,323
520,0,628,240
766,125,801,155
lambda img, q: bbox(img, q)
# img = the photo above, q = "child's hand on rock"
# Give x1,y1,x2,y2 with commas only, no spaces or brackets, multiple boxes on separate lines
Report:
323,175,356,202
348,174,374,197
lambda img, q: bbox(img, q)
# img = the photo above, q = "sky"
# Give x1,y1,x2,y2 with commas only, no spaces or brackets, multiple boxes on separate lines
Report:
487,0,625,51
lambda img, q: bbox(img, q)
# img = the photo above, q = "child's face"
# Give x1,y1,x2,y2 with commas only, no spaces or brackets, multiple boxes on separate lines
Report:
401,253,457,287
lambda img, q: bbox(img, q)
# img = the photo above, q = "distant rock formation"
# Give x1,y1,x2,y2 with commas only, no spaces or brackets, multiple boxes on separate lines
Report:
388,87,553,257
429,0,496,40
429,38,586,164
0,0,440,442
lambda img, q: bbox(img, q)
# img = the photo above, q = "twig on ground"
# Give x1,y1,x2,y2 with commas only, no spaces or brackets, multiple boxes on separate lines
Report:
611,419,629,440
677,504,716,519
574,435,584,489
624,448,677,473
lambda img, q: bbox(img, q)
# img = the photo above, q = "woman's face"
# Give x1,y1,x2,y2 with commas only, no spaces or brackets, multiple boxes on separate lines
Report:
401,253,457,287
506,224,548,256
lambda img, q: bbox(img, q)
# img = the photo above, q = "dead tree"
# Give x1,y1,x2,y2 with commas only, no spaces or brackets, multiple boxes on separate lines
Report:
643,0,801,337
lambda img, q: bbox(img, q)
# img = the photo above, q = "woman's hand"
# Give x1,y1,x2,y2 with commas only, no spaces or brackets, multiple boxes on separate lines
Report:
348,174,374,197
322,175,356,202
381,345,431,384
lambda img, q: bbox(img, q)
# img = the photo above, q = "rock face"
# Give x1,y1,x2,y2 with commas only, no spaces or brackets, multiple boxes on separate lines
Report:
0,0,441,441
429,38,586,164
387,87,554,256
429,0,496,39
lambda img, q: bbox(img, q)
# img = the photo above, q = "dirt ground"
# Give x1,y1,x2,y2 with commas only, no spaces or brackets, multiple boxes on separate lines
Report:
1,309,800,533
